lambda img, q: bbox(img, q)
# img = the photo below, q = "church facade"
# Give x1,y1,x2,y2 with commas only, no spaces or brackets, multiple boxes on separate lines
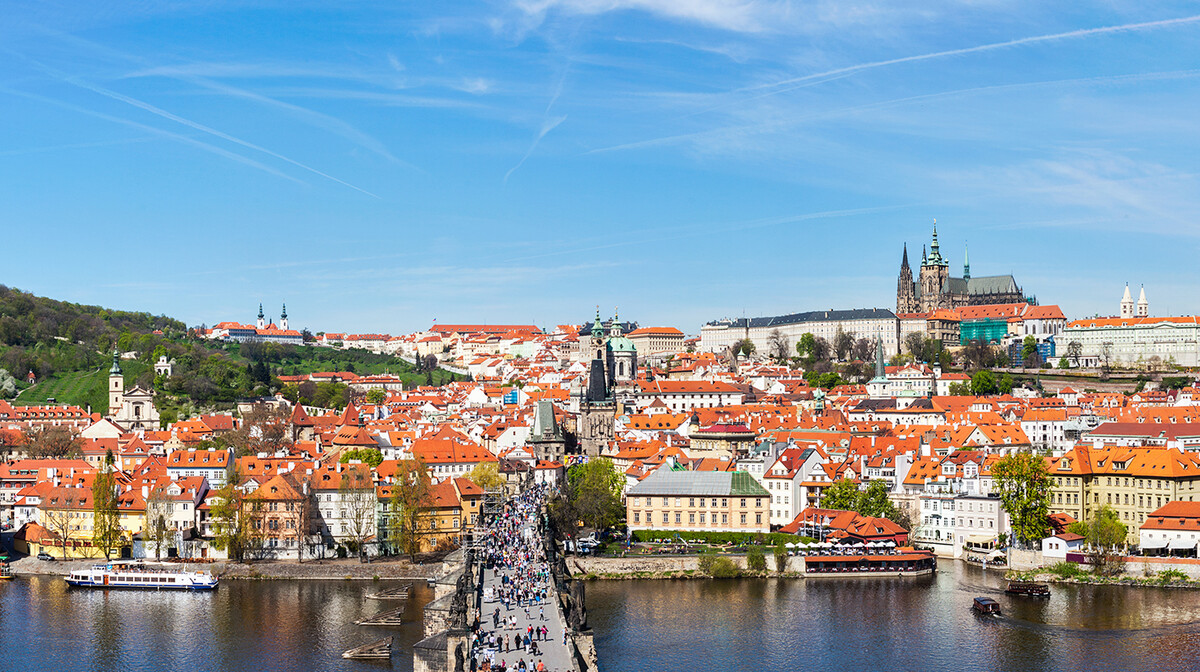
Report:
897,223,1027,314
571,310,638,457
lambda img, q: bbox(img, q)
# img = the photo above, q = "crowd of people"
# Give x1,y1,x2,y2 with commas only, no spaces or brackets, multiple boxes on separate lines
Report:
470,483,565,672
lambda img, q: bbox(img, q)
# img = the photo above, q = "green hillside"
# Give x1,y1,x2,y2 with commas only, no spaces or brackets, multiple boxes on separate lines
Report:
14,359,152,413
0,284,461,419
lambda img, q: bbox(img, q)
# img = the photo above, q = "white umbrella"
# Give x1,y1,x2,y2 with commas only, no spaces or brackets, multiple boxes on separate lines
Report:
883,540,896,547
785,542,796,549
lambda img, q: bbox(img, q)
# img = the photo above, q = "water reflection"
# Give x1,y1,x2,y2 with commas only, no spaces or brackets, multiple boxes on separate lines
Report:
587,559,1200,672
0,576,432,672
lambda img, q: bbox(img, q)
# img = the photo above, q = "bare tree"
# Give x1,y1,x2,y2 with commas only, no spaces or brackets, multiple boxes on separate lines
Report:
25,426,82,459
339,464,377,558
833,328,854,361
767,330,790,363
42,505,76,560
1066,341,1083,367
810,336,830,363
1100,342,1114,374
145,486,172,561
904,332,926,360
852,338,872,362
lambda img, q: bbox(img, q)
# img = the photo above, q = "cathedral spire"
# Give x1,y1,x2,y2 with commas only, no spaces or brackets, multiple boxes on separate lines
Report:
901,243,910,270
963,243,970,280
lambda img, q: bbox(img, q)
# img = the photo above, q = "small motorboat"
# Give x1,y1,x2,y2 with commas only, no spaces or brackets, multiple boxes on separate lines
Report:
973,597,1001,615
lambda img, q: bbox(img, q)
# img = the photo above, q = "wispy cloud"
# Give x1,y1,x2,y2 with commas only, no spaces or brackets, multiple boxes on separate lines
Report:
744,14,1200,96
22,58,380,197
505,115,568,182
0,86,303,184
512,0,778,33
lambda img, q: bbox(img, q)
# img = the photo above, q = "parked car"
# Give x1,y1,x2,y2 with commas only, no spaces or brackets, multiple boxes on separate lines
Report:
36,552,55,561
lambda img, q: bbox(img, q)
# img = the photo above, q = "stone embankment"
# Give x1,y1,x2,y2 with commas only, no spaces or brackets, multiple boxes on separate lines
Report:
8,555,441,581
568,554,797,579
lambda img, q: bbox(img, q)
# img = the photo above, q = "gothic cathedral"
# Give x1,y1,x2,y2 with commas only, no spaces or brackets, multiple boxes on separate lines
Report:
896,222,1027,314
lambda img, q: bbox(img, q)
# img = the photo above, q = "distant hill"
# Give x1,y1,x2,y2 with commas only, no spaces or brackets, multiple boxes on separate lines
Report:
0,285,459,419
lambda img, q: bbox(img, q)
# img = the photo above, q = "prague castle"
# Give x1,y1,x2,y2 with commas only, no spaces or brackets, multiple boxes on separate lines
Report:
897,223,1027,314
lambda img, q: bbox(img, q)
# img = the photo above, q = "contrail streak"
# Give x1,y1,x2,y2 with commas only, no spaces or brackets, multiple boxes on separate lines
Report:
746,14,1200,94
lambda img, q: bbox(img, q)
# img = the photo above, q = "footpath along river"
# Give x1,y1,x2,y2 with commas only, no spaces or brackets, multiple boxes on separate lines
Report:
4,558,1200,670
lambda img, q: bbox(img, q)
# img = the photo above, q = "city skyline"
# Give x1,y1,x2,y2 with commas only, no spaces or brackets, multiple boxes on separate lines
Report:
4,3,1200,332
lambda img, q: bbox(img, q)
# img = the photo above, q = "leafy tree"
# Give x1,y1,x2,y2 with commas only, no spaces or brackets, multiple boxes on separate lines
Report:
211,463,256,562
947,382,971,395
467,462,507,491
365,387,387,405
796,333,816,361
998,373,1014,395
857,480,897,519
821,478,860,511
387,460,433,557
91,450,123,560
746,547,767,572
568,458,624,533
339,447,384,468
971,370,997,396
1085,505,1128,575
0,368,16,398
1066,520,1089,538
992,452,1052,549
774,543,788,573
1058,357,1071,370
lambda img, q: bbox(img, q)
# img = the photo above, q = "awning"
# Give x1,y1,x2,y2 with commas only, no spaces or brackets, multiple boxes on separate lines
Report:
1140,538,1168,550
1168,538,1197,551
987,549,1007,559
966,534,994,545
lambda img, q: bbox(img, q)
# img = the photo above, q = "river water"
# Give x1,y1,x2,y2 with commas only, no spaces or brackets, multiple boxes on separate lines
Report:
4,560,1200,671
0,575,435,671
586,559,1200,671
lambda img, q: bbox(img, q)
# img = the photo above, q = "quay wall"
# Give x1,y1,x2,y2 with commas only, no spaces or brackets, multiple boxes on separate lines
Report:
568,554,800,578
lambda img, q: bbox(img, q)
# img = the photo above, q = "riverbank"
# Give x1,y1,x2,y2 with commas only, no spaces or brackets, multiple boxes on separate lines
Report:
1006,566,1200,589
7,555,442,581
568,554,801,579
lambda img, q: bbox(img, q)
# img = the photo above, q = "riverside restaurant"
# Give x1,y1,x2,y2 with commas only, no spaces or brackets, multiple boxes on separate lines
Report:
790,540,937,577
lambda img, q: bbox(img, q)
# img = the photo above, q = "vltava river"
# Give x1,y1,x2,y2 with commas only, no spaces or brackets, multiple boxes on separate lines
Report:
5,560,1200,671
0,575,434,671
586,559,1200,671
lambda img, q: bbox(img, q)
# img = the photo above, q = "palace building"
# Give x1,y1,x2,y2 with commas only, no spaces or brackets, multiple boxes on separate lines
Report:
897,223,1027,314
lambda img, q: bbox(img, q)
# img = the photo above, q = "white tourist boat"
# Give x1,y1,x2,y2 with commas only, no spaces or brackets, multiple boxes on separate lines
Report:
66,561,218,591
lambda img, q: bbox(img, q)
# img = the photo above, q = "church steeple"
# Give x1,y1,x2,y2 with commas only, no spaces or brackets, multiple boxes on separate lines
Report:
927,220,947,266
963,243,970,280
257,303,265,329
591,306,604,339
280,303,289,331
901,243,910,270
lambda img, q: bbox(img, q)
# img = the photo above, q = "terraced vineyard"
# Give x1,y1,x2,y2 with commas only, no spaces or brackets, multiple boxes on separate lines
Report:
15,360,151,413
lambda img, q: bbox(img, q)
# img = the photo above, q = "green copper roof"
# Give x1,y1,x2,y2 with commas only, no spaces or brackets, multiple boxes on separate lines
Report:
109,350,122,375
606,336,636,353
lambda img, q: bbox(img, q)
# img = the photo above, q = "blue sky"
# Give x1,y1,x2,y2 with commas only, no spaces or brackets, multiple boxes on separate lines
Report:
4,2,1200,335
